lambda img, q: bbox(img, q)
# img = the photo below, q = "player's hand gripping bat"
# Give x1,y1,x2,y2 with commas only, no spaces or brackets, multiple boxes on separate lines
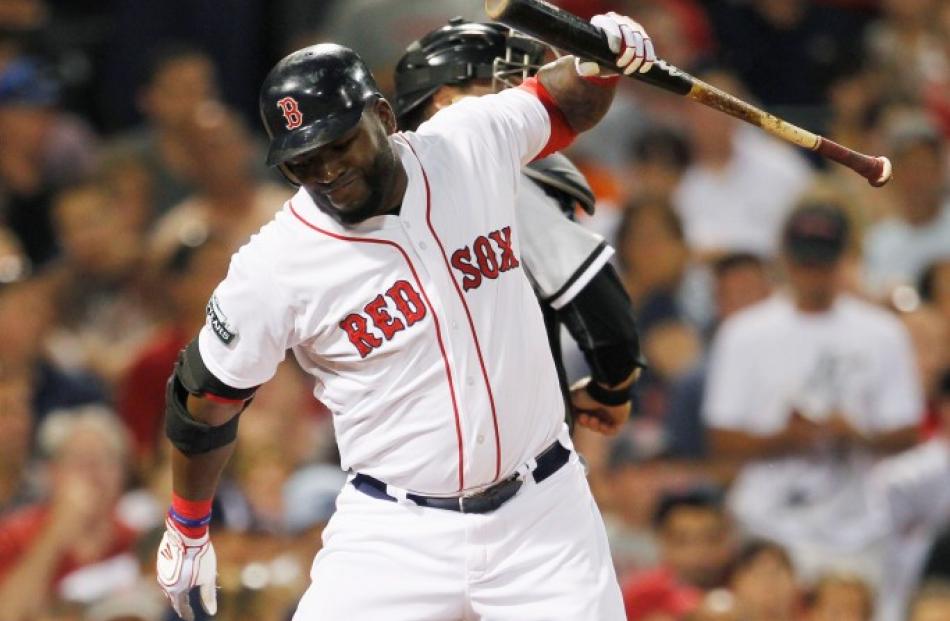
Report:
485,0,893,187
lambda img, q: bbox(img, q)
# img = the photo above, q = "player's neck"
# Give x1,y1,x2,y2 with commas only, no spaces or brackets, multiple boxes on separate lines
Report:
381,154,408,217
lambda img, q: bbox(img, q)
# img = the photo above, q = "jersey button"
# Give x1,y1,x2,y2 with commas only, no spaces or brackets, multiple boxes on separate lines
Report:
477,434,485,444
466,376,475,386
451,321,459,330
418,241,427,250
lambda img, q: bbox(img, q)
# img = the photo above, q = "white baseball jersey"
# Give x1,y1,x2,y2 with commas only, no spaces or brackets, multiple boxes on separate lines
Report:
198,85,568,495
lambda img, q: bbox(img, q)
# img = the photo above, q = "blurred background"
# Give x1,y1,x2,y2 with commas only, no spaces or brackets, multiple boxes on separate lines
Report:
0,0,948,620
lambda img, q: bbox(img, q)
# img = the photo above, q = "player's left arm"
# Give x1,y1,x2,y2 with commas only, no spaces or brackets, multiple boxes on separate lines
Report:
561,264,645,435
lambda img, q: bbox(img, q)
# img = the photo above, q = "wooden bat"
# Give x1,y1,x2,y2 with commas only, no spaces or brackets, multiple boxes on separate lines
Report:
485,0,892,187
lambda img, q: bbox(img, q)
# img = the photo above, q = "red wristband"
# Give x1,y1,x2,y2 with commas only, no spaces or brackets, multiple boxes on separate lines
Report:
170,493,212,538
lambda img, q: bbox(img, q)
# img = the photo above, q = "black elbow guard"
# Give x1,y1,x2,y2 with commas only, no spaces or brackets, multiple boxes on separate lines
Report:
164,338,257,455
558,264,646,386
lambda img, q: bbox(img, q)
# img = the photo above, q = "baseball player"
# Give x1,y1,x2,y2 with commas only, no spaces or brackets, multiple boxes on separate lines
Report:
393,18,645,431
156,11,655,621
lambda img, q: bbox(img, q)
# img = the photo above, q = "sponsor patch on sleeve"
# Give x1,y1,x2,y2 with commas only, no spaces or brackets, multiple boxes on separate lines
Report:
206,295,238,344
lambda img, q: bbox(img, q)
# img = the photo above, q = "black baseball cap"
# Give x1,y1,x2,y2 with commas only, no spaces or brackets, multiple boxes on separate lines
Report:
782,203,849,266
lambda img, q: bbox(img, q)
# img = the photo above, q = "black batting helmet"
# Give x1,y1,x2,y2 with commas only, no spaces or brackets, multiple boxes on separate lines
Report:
260,44,380,167
394,17,546,128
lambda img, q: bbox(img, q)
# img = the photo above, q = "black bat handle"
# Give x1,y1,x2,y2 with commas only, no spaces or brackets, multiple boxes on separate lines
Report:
485,0,694,96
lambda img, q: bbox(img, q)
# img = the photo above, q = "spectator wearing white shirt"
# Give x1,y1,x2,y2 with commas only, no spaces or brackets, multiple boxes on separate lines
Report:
672,65,814,259
863,117,950,298
704,201,924,585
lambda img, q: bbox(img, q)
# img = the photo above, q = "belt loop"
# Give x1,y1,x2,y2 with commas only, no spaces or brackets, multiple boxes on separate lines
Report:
384,483,410,504
517,458,537,481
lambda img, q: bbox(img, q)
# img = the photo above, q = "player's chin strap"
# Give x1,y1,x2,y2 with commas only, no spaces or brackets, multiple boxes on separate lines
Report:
164,338,259,456
523,153,596,217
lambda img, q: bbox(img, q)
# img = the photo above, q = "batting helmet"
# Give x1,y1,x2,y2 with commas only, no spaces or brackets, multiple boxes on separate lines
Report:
260,44,380,167
394,17,546,127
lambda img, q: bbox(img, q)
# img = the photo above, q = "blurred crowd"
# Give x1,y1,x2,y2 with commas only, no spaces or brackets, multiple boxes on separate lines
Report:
0,1,949,620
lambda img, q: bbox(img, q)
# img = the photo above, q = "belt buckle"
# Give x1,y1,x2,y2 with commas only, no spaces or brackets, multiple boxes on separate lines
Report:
458,487,486,513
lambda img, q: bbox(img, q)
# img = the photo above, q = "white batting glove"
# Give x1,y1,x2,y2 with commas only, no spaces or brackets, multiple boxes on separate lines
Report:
588,11,656,76
156,519,218,620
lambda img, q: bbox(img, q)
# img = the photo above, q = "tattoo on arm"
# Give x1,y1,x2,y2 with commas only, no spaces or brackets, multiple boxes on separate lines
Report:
536,56,616,134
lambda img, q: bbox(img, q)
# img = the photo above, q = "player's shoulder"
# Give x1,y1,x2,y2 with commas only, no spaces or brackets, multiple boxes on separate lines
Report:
415,87,541,139
225,199,298,281
717,294,789,341
835,293,908,340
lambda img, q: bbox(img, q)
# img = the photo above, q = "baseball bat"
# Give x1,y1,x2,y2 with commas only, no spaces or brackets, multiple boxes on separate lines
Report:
485,0,892,187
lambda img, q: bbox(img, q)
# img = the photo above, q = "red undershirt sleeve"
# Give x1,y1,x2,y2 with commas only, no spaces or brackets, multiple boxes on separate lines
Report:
517,77,577,161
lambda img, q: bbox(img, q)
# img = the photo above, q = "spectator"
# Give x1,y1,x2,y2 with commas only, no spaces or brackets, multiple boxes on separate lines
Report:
704,202,923,583
863,116,950,297
0,274,106,425
672,65,814,259
664,252,773,459
0,374,34,513
0,406,138,620
615,197,703,331
623,126,692,205
806,572,874,621
919,259,950,351
45,180,156,385
0,56,99,266
148,103,290,264
907,580,950,621
104,43,219,218
622,485,733,619
729,540,800,621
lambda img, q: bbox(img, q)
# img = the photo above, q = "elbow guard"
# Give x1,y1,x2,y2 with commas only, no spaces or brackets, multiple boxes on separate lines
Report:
164,338,257,455
557,264,646,386
523,153,596,217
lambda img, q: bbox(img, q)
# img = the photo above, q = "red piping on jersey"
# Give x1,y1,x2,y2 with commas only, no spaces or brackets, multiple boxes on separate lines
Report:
517,77,577,160
403,140,503,483
288,200,467,491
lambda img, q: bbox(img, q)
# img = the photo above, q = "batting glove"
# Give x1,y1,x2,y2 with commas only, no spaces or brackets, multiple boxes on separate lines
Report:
586,12,656,76
157,518,218,620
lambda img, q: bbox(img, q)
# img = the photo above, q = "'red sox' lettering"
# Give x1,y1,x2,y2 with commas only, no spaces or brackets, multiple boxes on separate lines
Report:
339,279,427,357
450,226,520,292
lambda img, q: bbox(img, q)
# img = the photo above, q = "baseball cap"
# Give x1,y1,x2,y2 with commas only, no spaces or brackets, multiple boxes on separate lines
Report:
0,57,59,106
782,203,849,266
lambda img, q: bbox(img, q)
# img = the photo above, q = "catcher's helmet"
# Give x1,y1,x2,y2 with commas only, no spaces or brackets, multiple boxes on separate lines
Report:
260,44,380,167
394,17,546,127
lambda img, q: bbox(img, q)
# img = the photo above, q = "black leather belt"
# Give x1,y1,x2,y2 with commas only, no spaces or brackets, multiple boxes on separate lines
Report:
351,440,571,514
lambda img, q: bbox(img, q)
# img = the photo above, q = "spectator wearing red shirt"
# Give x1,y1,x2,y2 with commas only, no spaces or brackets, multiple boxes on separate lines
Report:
0,406,137,620
623,485,733,619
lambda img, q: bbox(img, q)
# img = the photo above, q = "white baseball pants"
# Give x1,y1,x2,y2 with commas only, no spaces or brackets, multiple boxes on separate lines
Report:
292,458,624,620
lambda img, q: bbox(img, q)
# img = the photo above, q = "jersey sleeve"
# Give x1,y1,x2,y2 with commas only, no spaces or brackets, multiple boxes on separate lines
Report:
417,80,569,171
515,177,613,307
196,250,294,389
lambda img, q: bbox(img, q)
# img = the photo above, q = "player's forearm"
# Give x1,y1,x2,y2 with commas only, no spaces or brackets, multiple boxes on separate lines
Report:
710,428,800,461
170,396,242,500
536,56,615,134
860,425,918,454
172,442,235,501
558,264,644,386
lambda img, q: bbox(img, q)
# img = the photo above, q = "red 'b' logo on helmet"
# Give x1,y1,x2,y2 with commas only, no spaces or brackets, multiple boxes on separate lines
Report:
277,97,303,130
